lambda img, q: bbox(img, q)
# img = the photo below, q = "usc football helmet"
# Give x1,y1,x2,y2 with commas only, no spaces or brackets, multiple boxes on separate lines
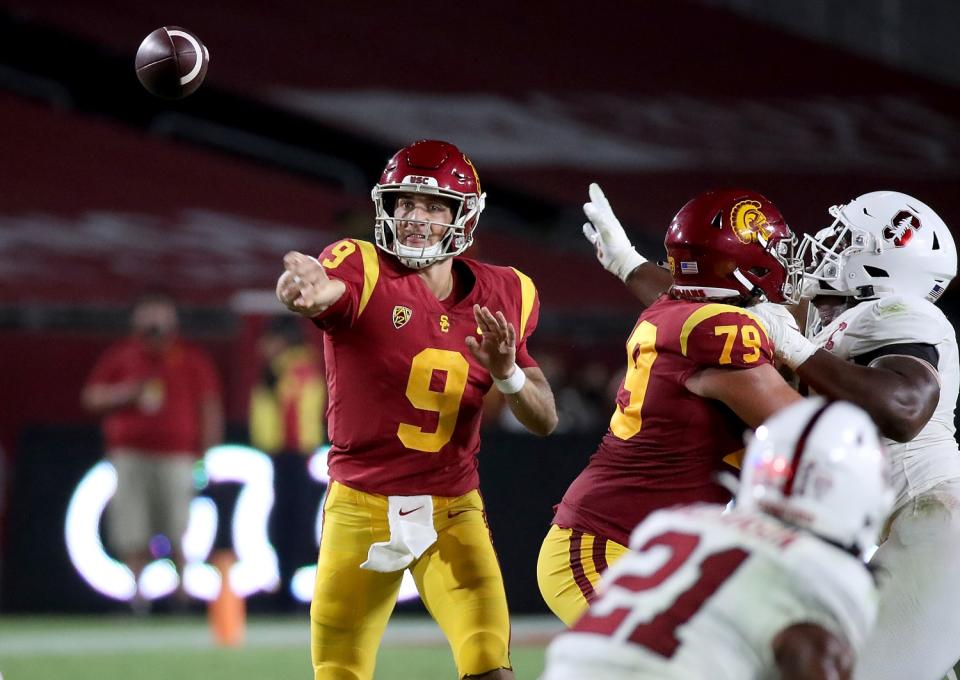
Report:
737,397,894,559
664,189,802,304
372,139,486,269
798,191,957,302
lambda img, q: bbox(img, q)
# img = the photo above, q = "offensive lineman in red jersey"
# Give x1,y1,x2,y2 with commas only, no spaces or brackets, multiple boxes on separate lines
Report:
537,189,804,626
276,140,557,680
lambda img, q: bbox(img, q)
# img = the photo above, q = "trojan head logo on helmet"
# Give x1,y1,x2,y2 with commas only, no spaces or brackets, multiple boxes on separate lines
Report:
664,189,803,304
372,139,487,269
799,191,957,302
737,397,894,559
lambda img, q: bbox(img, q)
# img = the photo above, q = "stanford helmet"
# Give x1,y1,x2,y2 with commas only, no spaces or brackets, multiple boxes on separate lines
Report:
737,398,894,559
798,191,956,302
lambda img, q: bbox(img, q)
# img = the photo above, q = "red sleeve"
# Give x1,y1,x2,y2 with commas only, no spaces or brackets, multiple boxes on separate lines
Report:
679,308,774,372
310,239,366,331
84,344,126,387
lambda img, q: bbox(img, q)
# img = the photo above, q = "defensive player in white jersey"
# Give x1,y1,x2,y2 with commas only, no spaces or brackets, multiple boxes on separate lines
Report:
753,191,960,680
541,397,894,680
583,186,960,680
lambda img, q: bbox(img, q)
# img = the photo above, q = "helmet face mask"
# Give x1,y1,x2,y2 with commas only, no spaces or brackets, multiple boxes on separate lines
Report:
737,398,895,559
798,191,957,302
372,140,486,269
665,189,803,305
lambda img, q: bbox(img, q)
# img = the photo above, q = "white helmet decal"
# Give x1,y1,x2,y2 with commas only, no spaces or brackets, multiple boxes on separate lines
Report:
798,191,957,302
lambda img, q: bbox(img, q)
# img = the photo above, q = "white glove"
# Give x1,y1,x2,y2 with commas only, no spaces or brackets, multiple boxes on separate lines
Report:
582,183,646,282
750,303,818,370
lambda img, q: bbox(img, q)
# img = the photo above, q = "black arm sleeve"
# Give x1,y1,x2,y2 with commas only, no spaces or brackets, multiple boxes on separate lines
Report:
853,342,939,368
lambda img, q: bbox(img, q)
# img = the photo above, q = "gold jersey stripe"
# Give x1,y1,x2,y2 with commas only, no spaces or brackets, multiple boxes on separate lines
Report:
723,447,745,469
511,267,537,338
679,303,769,357
355,240,380,319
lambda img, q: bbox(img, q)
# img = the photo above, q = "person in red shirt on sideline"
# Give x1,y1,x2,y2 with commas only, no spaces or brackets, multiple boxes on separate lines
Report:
537,188,804,626
81,292,224,607
277,139,558,680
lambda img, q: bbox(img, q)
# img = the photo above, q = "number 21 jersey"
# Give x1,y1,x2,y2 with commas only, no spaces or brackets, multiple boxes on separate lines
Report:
543,505,878,679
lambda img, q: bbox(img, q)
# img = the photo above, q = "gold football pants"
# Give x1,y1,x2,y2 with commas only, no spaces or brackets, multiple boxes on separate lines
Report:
310,481,511,679
536,524,629,626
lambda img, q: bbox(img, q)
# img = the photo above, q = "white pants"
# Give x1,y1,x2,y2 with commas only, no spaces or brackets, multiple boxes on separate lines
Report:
854,479,960,680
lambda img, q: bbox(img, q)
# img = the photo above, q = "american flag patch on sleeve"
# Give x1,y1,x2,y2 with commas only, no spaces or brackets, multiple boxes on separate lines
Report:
680,261,699,274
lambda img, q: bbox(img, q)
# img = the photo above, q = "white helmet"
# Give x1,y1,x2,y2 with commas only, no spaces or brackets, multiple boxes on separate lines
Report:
737,398,894,559
798,191,956,302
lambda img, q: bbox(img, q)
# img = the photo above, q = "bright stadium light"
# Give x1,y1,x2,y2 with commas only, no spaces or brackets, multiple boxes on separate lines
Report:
66,444,421,605
139,559,179,600
203,445,280,597
64,461,137,600
182,497,220,600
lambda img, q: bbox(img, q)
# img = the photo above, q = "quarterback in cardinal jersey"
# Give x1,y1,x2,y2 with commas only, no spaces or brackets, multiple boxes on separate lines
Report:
277,140,557,680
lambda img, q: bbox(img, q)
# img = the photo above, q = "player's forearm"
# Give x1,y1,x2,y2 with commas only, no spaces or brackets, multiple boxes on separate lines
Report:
796,351,935,442
276,269,347,317
81,382,142,414
623,262,672,308
503,369,558,437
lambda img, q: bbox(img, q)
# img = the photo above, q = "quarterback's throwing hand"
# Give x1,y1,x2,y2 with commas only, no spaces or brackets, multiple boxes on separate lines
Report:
582,182,646,282
465,304,517,380
277,251,346,317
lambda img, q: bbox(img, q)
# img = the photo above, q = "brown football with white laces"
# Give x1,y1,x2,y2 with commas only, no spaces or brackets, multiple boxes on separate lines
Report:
135,26,209,100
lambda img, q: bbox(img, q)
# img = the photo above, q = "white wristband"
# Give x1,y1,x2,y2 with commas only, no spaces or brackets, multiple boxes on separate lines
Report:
493,365,526,394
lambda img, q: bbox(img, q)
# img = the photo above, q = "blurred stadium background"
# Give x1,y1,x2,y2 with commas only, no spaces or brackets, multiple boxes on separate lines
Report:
1,1,960,678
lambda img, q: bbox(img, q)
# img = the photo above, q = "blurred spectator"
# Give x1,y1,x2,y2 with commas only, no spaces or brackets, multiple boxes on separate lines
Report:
81,292,223,612
249,314,326,608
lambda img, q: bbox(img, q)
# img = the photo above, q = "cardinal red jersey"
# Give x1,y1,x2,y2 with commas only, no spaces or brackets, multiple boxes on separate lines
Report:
553,296,773,546
84,338,221,456
312,239,540,496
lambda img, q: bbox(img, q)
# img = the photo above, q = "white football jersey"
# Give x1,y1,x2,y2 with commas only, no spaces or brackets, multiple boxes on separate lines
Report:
541,505,877,680
808,295,960,511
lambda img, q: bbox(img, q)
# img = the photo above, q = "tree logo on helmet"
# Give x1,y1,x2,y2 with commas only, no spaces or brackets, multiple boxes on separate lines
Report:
731,200,774,245
882,210,921,248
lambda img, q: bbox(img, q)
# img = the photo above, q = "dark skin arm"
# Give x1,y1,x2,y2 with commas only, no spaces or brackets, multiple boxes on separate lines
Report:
622,262,674,309
773,623,854,680
796,351,939,442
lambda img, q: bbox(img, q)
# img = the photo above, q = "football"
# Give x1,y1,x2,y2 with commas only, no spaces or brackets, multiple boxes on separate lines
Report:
135,26,209,99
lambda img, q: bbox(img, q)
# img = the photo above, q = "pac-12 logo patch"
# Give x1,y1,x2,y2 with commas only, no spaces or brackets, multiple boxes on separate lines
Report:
392,305,412,329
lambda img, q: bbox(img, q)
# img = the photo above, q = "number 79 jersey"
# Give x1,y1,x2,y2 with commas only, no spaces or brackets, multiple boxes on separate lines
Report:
542,505,878,680
553,297,774,547
311,239,541,497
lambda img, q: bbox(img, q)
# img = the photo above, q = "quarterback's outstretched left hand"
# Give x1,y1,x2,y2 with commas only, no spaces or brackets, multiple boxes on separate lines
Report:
582,182,647,282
